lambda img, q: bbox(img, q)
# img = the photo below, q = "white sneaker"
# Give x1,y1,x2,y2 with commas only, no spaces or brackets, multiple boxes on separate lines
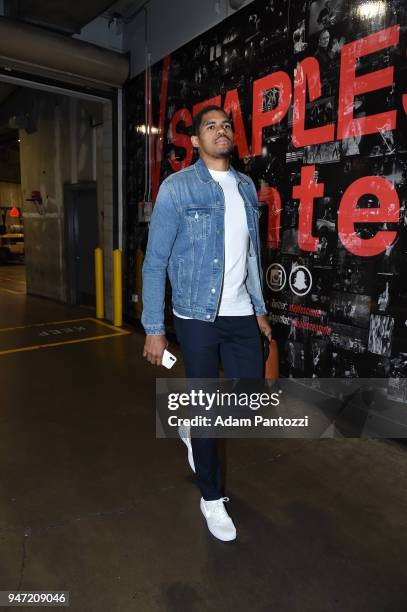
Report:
178,424,195,473
200,497,237,542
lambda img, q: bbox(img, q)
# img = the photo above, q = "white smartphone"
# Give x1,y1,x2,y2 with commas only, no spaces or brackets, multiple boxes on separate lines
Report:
162,349,177,369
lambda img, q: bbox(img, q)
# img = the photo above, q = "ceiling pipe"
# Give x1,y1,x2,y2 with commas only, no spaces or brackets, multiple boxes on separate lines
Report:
0,16,129,88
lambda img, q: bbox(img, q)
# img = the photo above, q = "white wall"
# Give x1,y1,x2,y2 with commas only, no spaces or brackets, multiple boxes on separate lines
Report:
124,0,254,77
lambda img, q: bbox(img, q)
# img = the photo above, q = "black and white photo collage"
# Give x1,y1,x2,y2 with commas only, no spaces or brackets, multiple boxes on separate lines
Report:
125,0,407,393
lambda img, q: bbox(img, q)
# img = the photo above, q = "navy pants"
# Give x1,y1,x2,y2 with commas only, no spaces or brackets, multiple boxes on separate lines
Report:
173,314,263,500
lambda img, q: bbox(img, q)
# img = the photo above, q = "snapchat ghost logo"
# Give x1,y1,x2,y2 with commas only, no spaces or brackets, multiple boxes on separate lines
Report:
289,266,312,296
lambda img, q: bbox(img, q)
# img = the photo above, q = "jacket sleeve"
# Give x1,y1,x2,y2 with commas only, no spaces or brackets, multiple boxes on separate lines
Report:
141,180,180,335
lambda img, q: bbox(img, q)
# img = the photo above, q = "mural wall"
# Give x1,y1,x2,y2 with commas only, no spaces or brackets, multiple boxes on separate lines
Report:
125,0,407,384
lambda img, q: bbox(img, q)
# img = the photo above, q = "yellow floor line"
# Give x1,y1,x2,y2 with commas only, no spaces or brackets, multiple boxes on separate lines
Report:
0,287,23,295
0,318,92,333
0,277,26,284
0,330,131,356
87,317,130,333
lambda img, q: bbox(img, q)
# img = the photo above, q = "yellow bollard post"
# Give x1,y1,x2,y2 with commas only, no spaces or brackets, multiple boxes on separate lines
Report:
94,247,104,319
113,249,122,327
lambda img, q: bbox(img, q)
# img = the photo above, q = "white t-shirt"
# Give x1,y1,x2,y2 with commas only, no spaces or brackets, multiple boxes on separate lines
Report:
173,168,253,319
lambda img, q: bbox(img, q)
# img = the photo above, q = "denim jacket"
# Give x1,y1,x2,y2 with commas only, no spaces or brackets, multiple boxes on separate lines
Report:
141,157,267,335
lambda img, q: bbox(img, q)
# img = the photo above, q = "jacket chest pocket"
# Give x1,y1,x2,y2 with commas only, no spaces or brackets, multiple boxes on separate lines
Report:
185,208,211,241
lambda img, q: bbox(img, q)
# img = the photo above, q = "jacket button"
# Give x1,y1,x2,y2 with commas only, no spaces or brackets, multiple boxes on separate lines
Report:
211,288,216,293
206,314,211,319
213,258,218,263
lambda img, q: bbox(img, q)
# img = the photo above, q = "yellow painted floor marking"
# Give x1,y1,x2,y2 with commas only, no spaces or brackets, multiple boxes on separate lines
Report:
0,330,130,356
87,317,130,333
0,277,26,284
0,317,131,356
0,317,94,333
0,287,22,295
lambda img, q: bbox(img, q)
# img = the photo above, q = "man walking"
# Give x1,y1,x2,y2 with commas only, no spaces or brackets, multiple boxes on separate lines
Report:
142,105,272,541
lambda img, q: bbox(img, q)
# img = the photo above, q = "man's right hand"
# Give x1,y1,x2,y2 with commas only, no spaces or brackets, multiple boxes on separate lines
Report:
143,335,167,366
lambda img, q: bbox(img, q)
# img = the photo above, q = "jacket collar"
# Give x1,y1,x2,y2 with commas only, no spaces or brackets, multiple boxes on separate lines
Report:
194,157,249,185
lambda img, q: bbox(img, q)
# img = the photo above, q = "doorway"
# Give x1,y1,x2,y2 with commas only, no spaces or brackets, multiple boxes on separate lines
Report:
64,183,98,307
0,71,120,321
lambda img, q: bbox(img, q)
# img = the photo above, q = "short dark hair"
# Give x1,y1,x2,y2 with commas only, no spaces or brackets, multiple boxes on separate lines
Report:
191,105,232,136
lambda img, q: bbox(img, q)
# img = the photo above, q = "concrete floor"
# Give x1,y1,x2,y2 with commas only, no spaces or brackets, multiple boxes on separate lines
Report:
0,265,406,612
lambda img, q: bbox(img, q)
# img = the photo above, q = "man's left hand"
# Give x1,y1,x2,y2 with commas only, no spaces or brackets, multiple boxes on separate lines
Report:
256,314,272,340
